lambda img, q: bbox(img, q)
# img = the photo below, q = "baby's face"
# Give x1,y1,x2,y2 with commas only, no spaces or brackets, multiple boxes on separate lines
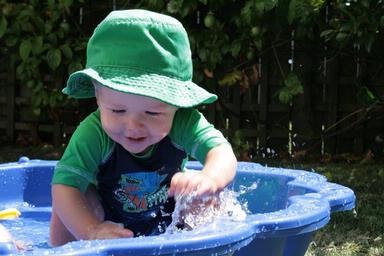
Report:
94,84,178,154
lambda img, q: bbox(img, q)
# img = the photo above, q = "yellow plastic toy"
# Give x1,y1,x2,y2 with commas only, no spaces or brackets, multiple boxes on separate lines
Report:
0,208,21,220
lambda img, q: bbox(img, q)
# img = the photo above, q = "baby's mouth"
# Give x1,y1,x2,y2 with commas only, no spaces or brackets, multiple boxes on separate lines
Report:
127,136,146,142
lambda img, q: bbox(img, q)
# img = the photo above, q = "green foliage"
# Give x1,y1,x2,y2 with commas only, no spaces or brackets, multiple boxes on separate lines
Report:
320,0,384,53
1,0,383,118
277,72,304,104
138,0,383,106
0,0,86,118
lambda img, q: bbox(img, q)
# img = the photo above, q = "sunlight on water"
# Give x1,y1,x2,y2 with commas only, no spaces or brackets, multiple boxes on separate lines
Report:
1,203,51,253
0,182,259,254
166,182,258,233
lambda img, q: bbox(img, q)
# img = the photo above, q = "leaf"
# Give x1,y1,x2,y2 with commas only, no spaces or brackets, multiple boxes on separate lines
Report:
60,44,73,59
277,73,304,104
21,21,34,32
335,32,348,42
19,39,32,61
0,16,7,38
31,36,44,55
33,108,41,116
218,70,242,86
278,88,291,104
33,93,42,107
16,63,24,76
240,1,254,23
5,36,18,47
26,80,35,88
340,23,352,32
320,29,334,38
358,86,376,103
68,61,83,74
47,48,62,70
198,48,207,61
231,41,241,58
288,0,298,24
254,38,262,51
180,4,191,18
264,0,278,12
284,72,303,95
47,0,56,8
18,9,33,19
166,1,179,14
361,0,369,8
62,0,74,8
29,0,39,5
34,17,46,32
255,1,265,14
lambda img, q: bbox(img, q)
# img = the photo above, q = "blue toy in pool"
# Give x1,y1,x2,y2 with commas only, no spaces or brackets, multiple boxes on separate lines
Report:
0,157,355,256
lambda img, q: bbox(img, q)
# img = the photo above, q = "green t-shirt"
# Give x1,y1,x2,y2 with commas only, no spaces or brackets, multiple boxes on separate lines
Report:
52,108,228,193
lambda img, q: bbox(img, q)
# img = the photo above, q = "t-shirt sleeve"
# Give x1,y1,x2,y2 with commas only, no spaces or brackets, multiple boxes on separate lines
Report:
51,110,112,193
169,108,229,163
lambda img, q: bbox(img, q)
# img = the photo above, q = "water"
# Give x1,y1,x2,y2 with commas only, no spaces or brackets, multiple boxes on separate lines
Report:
166,184,256,233
1,203,51,252
0,183,258,254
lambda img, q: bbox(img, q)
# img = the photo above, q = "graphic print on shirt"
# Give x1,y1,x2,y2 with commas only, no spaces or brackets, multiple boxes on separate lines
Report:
113,168,169,213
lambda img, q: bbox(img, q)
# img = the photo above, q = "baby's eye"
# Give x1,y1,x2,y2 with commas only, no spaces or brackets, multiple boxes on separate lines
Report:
145,111,160,116
112,109,126,113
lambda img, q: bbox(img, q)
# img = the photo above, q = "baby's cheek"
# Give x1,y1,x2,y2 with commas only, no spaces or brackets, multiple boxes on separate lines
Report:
102,121,123,140
147,121,171,137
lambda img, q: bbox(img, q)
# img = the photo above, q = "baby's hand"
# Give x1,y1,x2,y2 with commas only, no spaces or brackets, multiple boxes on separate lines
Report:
88,221,133,240
168,171,218,197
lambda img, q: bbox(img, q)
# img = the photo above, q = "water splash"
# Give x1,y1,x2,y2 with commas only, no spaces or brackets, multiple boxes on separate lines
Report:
166,183,257,233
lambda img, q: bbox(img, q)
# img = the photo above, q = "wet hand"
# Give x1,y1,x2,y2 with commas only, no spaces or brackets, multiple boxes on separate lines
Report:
168,171,219,198
88,221,134,240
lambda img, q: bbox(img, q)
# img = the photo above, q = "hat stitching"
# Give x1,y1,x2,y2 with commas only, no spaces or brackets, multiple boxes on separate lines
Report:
91,66,191,81
106,19,181,28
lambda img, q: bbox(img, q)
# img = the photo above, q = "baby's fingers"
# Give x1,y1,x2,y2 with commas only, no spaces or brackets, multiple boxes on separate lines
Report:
194,181,215,197
106,221,134,238
90,221,134,240
168,172,183,197
169,172,199,197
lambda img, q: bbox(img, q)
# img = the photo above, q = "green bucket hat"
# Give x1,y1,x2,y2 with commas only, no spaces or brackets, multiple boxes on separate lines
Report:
63,9,217,108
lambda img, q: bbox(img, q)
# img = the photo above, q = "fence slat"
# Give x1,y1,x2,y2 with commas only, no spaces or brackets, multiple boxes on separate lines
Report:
258,55,269,150
324,56,339,154
5,60,15,141
0,3,383,160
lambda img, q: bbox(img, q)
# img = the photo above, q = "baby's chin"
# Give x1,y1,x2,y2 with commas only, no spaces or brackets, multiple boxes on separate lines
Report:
120,141,154,155
118,134,167,154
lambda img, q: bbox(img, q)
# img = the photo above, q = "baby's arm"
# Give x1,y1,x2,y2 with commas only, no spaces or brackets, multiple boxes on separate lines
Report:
168,143,237,197
51,184,133,246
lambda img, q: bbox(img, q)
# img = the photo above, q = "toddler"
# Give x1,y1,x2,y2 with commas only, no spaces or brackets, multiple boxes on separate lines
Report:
50,9,237,246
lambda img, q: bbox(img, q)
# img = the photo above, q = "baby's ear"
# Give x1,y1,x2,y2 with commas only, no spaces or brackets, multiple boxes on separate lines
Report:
92,80,99,92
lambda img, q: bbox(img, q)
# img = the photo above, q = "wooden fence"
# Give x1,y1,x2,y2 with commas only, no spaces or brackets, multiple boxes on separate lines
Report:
1,2,383,159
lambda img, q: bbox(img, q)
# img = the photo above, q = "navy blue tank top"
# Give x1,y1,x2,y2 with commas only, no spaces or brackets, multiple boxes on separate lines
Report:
96,136,187,236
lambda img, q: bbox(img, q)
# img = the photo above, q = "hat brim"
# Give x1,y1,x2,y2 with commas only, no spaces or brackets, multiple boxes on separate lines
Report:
63,67,217,108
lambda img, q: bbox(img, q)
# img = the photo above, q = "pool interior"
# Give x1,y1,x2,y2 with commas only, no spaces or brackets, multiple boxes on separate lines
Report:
0,164,312,213
0,163,320,253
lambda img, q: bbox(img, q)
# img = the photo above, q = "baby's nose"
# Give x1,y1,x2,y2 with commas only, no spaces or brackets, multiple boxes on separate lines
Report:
124,115,143,130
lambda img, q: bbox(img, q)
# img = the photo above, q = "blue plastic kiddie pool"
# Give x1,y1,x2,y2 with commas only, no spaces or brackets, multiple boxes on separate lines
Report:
0,157,355,255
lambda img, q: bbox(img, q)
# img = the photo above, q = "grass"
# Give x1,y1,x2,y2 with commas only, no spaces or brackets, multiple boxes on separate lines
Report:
1,145,383,255
264,162,384,256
